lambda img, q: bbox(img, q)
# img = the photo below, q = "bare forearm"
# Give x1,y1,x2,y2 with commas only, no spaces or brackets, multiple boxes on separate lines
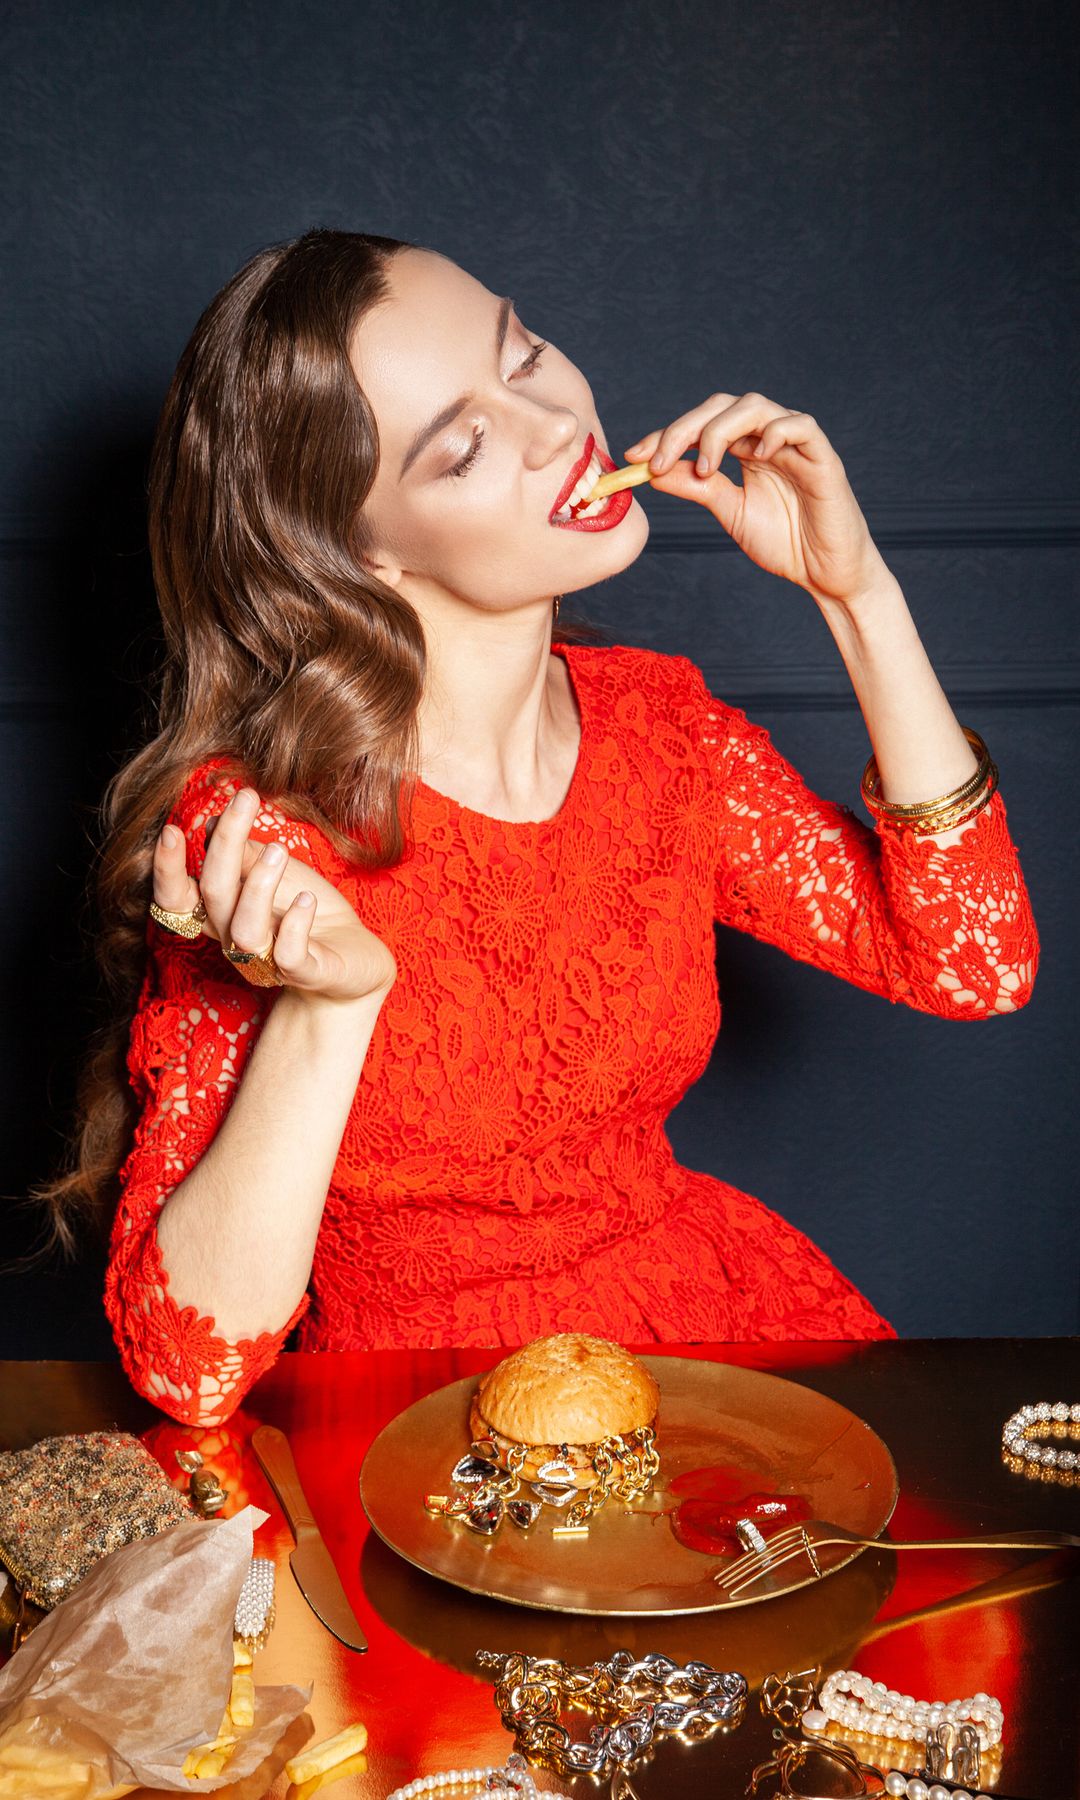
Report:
155,986,385,1339
815,571,981,831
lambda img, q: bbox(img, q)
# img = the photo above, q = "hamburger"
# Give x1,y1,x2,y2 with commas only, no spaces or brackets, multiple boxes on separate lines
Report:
469,1332,660,1490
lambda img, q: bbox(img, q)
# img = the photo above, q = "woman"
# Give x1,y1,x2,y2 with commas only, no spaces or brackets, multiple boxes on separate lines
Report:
44,229,1038,1426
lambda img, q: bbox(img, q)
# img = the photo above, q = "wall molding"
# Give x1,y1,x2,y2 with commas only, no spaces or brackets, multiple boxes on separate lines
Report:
3,499,1078,713
642,496,1080,554
4,661,1078,720
1,497,1079,558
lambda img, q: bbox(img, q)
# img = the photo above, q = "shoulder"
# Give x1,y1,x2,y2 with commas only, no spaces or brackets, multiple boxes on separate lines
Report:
564,641,741,730
168,756,346,884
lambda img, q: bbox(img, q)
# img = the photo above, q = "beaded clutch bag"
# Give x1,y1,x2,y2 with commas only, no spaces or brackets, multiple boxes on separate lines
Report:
0,1431,192,1610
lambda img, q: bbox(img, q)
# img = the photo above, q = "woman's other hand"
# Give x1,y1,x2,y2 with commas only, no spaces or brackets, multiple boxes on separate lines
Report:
624,391,889,609
152,787,397,1004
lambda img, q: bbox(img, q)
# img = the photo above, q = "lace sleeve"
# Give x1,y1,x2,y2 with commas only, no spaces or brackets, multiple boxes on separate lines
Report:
689,676,1039,1019
103,762,343,1426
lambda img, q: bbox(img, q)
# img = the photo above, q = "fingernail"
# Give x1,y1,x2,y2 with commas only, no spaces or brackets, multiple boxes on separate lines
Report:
651,453,667,471
160,825,176,848
263,842,285,865
297,891,314,908
697,456,709,476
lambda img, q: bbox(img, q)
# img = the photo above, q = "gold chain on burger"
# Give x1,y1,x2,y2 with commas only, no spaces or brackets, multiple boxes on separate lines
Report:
424,1426,659,1538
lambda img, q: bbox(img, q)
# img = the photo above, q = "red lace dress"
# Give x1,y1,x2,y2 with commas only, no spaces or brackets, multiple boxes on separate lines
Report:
104,645,1039,1424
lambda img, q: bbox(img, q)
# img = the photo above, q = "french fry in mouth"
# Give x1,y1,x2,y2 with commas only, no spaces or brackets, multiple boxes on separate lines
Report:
284,1721,369,1784
584,461,657,505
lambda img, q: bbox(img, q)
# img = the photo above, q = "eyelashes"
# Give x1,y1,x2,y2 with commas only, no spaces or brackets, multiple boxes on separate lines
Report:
443,339,550,480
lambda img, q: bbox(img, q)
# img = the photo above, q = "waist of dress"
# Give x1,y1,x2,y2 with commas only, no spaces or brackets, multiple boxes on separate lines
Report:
323,1122,699,1282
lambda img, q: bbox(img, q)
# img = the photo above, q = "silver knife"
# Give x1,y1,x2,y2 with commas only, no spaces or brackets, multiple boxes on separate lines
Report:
251,1423,368,1652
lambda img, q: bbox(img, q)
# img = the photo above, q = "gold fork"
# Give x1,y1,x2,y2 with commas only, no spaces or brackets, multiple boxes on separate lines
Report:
713,1521,1080,1601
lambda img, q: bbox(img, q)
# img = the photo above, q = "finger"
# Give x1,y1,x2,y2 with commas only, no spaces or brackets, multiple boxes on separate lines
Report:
652,391,788,476
199,787,261,938
753,411,833,462
271,891,317,983
698,417,771,471
624,430,661,459
206,803,293,879
152,825,202,916
643,391,740,473
226,840,288,953
644,452,744,525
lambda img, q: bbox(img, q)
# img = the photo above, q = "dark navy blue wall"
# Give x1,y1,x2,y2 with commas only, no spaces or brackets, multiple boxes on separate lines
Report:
2,0,1077,1353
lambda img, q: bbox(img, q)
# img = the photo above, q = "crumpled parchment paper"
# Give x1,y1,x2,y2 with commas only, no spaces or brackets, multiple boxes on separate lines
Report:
0,1504,311,1795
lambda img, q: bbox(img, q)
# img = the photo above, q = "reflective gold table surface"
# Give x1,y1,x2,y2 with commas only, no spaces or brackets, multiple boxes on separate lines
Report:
1,1339,1077,1799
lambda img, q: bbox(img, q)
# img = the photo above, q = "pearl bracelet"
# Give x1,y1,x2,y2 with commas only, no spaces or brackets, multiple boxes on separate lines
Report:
384,1757,538,1800
1001,1400,1080,1475
883,1776,992,1800
808,1671,1003,1752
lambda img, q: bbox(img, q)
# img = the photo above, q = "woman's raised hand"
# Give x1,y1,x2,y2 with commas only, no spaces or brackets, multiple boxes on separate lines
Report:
152,786,397,1004
625,391,890,610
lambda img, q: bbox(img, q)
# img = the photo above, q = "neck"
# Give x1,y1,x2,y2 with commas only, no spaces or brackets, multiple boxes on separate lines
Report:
414,601,579,820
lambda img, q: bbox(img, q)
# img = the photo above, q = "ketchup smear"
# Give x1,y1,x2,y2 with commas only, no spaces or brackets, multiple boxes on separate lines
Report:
668,1464,811,1556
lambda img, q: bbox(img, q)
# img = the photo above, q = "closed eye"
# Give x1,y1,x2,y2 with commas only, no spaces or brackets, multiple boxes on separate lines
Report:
443,340,549,479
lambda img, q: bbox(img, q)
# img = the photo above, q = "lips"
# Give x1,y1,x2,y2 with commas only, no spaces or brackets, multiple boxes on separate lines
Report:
548,431,634,534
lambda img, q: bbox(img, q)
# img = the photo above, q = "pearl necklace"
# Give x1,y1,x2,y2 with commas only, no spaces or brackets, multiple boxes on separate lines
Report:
1001,1400,1080,1479
882,1775,992,1800
808,1670,1003,1752
384,1757,538,1800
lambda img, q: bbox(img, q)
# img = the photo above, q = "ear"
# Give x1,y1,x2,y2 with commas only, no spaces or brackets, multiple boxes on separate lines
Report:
358,548,405,590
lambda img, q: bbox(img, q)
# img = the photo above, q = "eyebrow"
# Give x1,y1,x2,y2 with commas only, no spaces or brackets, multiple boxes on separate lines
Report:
398,294,515,481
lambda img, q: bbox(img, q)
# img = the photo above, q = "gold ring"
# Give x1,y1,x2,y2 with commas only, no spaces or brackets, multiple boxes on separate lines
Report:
149,898,207,939
223,938,283,988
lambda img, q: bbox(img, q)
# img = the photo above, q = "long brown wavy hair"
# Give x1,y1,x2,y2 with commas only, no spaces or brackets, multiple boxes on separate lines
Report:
33,226,591,1257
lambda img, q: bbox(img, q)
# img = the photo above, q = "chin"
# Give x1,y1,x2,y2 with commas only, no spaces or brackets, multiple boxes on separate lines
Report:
552,494,650,598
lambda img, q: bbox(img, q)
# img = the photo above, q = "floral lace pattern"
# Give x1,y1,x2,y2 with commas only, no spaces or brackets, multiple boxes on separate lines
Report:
104,645,1039,1424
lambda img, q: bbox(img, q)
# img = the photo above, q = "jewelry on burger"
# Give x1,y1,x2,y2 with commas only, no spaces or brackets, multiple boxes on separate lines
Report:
478,1649,747,1784
149,897,207,939
222,936,283,988
1000,1400,1080,1481
425,1334,661,1537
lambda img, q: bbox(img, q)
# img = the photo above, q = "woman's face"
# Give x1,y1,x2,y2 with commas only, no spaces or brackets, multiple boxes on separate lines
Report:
351,249,650,620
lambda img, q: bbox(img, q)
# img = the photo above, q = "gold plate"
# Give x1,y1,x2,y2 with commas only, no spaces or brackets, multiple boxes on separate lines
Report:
359,1357,897,1615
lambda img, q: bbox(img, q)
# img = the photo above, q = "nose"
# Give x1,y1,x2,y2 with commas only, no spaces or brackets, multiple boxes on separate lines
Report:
523,405,579,475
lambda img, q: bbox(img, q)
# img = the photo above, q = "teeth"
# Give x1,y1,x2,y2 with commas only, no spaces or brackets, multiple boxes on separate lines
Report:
553,449,604,521
567,452,603,508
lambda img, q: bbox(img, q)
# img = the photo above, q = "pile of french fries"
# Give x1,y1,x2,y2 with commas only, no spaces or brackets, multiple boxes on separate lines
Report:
0,1589,367,1797
0,1640,367,1797
0,1734,136,1798
181,1634,368,1790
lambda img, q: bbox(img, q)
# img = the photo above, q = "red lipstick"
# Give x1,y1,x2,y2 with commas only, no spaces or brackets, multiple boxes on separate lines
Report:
548,432,635,534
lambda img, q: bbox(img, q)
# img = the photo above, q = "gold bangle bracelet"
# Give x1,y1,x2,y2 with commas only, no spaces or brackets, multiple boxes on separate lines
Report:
863,756,989,819
874,764,999,836
862,736,990,816
861,726,991,819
